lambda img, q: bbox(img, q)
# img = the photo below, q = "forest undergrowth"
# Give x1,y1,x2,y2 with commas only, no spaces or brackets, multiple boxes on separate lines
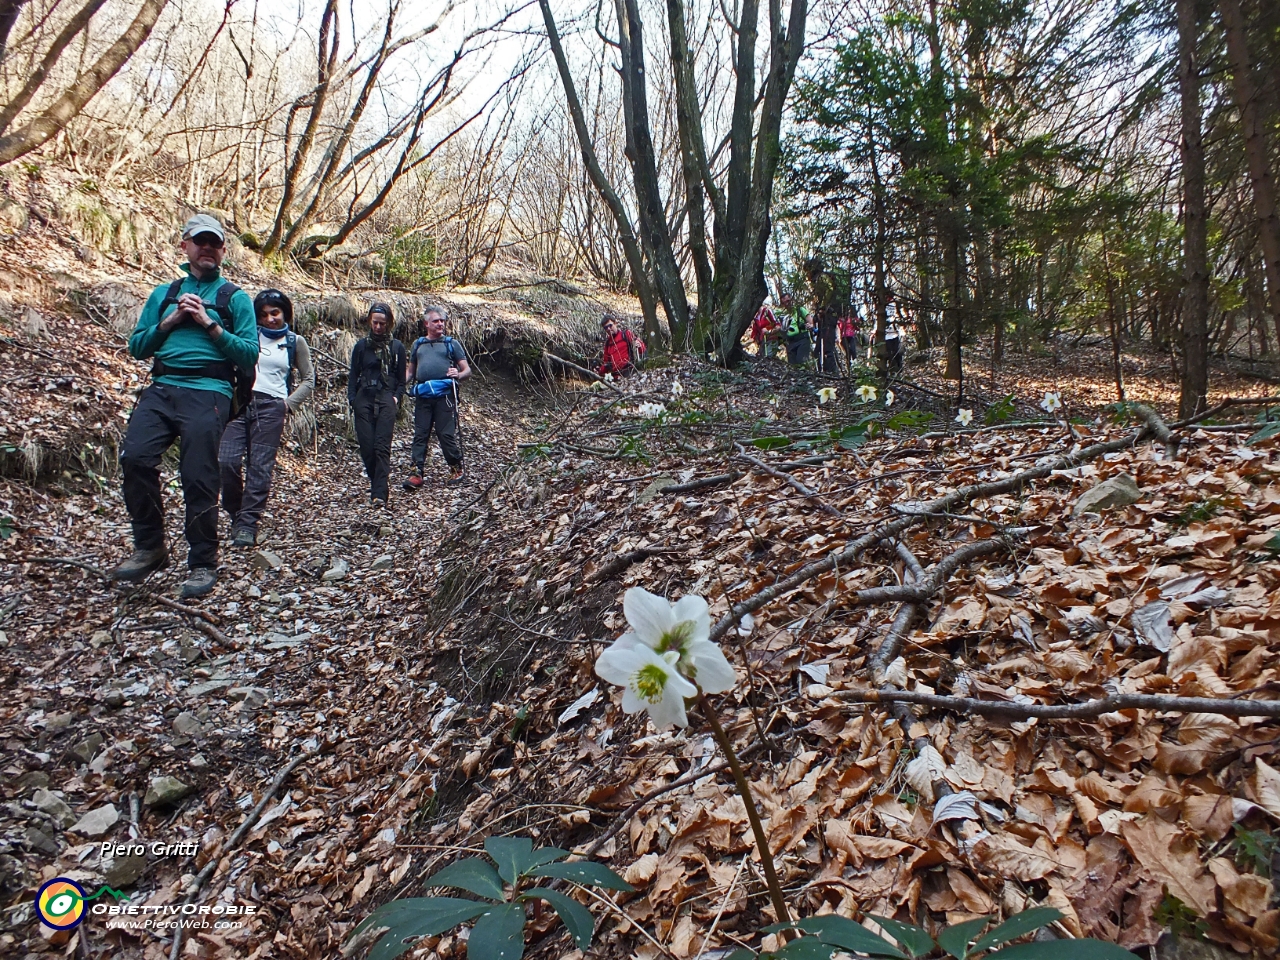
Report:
1,226,1280,959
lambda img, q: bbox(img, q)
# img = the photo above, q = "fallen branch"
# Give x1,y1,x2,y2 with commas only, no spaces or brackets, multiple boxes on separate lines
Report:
710,427,1146,642
28,556,231,645
838,689,1280,719
657,472,742,494
734,443,843,519
1170,395,1280,430
543,351,624,394
851,540,1006,606
586,544,693,583
867,542,926,678
1131,403,1178,458
169,754,310,960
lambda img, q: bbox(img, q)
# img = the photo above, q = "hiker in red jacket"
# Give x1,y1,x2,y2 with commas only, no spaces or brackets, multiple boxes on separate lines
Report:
597,315,644,377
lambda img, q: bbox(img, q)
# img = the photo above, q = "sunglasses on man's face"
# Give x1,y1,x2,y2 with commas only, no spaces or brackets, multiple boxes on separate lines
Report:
189,234,224,249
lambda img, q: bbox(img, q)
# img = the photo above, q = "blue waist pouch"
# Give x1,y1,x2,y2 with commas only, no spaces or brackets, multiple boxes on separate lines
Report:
412,379,454,398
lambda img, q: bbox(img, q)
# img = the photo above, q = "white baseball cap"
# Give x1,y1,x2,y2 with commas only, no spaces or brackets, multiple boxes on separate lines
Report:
181,214,225,242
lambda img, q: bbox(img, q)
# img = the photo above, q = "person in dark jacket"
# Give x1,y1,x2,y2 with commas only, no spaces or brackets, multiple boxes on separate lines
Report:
403,306,470,490
111,214,259,599
348,302,406,506
219,289,315,546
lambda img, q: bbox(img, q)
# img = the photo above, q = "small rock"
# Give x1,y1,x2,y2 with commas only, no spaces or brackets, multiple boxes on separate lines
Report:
172,712,203,737
371,554,395,571
228,686,269,710
1073,473,1141,515
45,712,73,732
247,585,262,598
104,689,126,709
0,199,28,233
251,550,283,571
103,853,146,888
31,789,75,828
301,556,326,575
180,636,203,664
267,591,281,604
24,826,61,855
186,679,233,698
378,524,393,537
71,732,104,763
68,804,119,837
144,775,191,808
90,630,113,648
638,477,678,504
190,754,208,769
321,559,350,582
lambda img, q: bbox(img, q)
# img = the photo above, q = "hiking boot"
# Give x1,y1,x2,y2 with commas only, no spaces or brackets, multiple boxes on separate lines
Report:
447,465,466,486
109,546,169,582
231,527,256,548
179,567,218,599
402,466,423,491
372,497,388,510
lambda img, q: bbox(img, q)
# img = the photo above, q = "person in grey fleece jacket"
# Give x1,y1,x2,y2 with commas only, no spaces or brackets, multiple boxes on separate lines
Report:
219,289,315,546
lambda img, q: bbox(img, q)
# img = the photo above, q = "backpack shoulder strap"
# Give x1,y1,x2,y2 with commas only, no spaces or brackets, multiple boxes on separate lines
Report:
210,281,241,323
159,278,184,308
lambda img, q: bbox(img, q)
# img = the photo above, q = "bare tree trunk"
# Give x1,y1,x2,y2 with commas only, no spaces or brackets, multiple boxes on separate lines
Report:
1219,0,1280,348
0,0,164,166
716,0,809,357
0,0,26,63
537,0,658,334
666,0,713,332
1177,0,1210,418
1,0,109,137
262,0,339,257
1102,231,1126,401
615,0,690,348
869,122,889,346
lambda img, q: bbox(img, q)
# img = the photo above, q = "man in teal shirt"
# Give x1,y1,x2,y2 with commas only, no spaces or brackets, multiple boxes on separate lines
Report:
111,214,258,598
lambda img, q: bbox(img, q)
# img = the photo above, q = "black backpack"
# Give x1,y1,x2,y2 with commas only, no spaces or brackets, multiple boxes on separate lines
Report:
151,280,255,417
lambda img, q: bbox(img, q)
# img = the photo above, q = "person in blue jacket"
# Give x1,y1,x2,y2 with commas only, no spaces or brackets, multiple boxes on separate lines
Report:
110,214,259,599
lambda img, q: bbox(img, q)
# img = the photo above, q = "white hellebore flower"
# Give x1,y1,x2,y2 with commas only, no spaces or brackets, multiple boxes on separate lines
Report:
855,384,878,403
817,386,838,405
955,408,974,427
885,390,895,407
595,644,696,728
604,372,614,383
637,401,667,419
595,587,736,728
1041,391,1062,414
671,379,684,397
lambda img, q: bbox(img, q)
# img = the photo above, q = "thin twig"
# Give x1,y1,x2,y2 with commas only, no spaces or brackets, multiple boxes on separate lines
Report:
169,754,309,959
838,689,1280,719
734,443,842,518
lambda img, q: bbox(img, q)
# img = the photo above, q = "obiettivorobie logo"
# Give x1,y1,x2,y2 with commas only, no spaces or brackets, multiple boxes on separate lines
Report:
35,878,129,930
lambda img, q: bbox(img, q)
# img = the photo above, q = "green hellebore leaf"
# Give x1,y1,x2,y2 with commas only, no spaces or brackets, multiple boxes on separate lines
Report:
968,908,1063,954
937,917,990,959
989,940,1143,960
529,860,634,891
866,915,938,958
771,916,907,958
467,901,526,960
350,897,489,960
521,887,595,949
427,858,506,901
484,837,567,884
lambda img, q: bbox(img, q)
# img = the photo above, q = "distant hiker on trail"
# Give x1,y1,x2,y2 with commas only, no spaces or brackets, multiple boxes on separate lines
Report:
219,289,315,547
597,315,644,377
348,302,406,507
403,306,470,490
111,214,258,599
874,305,905,375
806,257,840,374
749,301,780,358
779,294,811,366
838,310,861,369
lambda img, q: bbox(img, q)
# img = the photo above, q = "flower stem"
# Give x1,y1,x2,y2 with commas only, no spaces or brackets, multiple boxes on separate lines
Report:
698,692,791,927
